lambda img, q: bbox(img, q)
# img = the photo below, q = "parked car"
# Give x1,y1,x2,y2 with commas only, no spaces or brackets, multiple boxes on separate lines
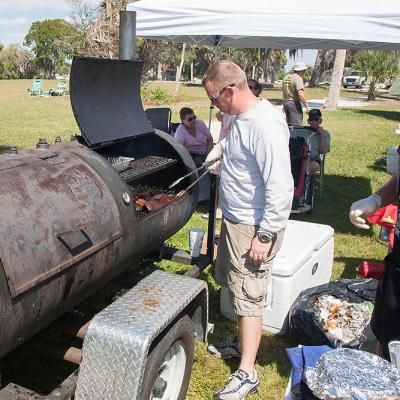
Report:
342,71,365,89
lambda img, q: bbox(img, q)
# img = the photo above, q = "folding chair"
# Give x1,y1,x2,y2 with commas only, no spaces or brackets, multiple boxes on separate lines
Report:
51,79,68,96
145,107,172,134
27,79,43,96
314,153,326,199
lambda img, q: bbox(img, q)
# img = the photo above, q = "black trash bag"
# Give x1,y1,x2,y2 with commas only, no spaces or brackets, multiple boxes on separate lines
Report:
289,278,378,348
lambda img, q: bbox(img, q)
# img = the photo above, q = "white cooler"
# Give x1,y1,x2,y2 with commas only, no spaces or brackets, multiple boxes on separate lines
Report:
220,220,334,334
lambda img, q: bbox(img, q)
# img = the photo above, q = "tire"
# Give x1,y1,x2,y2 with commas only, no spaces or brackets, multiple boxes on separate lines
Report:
343,85,347,89
140,315,195,400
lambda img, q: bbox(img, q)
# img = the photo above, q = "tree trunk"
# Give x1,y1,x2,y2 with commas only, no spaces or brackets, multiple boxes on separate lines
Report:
105,0,113,20
157,63,162,80
309,49,326,88
368,79,377,101
325,49,346,110
190,61,194,83
174,43,186,97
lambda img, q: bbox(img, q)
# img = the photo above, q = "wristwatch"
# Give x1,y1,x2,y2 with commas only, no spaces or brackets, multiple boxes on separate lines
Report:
256,231,276,243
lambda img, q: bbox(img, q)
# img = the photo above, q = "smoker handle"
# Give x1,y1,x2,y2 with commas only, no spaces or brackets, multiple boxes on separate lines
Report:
57,229,93,256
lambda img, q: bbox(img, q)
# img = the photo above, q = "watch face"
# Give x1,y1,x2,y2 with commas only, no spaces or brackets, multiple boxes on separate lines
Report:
258,233,271,243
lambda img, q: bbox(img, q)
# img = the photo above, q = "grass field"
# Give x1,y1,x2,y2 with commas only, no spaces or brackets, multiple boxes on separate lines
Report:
1,79,400,399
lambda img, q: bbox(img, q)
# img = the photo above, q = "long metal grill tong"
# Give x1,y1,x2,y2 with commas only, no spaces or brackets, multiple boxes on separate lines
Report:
168,156,222,197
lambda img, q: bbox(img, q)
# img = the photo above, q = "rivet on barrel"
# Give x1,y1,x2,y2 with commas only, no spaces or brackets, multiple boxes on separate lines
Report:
9,146,18,156
36,138,49,150
122,192,131,205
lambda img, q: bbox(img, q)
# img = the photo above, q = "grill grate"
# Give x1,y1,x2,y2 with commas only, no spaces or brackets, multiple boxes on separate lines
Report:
129,184,177,219
120,156,177,182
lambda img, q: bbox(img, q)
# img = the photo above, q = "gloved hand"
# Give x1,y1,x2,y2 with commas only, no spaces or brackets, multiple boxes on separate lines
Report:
349,194,382,229
204,142,223,168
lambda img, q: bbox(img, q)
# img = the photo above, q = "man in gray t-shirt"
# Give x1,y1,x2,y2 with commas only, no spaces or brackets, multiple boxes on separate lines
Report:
202,61,293,400
282,61,309,126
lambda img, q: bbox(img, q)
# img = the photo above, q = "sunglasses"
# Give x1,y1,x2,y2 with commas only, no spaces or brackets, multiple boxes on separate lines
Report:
186,115,197,122
308,116,321,121
209,83,235,103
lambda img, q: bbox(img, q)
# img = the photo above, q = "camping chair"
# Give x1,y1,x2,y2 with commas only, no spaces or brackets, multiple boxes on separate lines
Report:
145,107,172,134
51,79,68,96
313,153,326,198
27,79,43,96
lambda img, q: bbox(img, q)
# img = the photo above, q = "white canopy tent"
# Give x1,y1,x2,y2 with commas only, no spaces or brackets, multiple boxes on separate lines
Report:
127,0,400,50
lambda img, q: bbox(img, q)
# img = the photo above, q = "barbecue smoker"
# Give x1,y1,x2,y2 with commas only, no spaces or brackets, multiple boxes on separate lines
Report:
0,56,213,400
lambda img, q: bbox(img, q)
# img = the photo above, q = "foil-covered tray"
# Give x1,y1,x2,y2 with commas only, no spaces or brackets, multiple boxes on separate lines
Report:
304,348,400,399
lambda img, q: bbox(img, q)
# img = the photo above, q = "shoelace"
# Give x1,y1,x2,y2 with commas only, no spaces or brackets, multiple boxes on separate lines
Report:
223,370,249,392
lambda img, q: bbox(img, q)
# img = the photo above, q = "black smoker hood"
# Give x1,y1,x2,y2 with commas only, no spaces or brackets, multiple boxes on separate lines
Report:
70,57,153,147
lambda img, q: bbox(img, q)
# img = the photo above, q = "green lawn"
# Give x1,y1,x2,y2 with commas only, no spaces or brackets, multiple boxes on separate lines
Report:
1,79,400,399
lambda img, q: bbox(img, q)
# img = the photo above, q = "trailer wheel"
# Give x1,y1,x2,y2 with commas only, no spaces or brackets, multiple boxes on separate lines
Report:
140,315,194,400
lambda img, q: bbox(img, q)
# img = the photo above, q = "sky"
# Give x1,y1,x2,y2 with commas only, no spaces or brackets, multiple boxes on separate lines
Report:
0,1,317,69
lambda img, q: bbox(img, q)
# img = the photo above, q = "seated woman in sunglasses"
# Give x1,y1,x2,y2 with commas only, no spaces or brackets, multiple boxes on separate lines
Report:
174,107,213,166
307,109,331,174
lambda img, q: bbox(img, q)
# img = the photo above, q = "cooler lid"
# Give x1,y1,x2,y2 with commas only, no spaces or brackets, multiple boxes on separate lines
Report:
70,57,153,147
273,220,334,277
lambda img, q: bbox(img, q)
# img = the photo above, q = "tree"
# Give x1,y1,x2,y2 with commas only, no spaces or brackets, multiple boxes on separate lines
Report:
24,19,82,77
354,50,400,100
70,0,99,33
325,49,346,110
0,44,35,79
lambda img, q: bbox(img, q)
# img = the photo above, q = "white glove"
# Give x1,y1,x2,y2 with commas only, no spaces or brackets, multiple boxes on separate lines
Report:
349,194,381,229
204,142,223,168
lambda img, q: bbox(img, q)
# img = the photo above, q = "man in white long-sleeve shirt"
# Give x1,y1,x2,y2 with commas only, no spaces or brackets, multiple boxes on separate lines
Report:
202,61,293,400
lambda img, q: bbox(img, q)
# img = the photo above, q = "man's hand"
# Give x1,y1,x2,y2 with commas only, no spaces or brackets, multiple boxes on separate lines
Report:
248,236,272,264
349,194,381,229
204,142,223,171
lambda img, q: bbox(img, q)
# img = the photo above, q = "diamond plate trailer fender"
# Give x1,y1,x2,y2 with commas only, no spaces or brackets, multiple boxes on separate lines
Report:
75,270,208,400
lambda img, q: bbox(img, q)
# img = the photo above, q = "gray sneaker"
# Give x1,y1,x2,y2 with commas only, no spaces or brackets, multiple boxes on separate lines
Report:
207,336,241,359
215,369,259,400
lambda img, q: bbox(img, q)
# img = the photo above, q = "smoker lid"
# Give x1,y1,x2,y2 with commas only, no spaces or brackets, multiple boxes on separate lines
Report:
70,57,153,147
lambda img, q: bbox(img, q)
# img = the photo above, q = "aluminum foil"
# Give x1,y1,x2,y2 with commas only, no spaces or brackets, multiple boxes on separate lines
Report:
314,295,373,346
304,348,400,399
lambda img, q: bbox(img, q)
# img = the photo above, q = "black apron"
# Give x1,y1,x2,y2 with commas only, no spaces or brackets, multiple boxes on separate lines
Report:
370,174,400,358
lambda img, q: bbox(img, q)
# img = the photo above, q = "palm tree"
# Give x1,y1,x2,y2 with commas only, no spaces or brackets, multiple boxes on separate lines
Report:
354,50,400,100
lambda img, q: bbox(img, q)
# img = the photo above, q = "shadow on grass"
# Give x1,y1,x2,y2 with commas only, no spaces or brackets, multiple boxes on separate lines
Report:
203,265,295,379
290,174,374,235
368,154,387,173
0,145,11,155
335,255,385,280
352,109,400,122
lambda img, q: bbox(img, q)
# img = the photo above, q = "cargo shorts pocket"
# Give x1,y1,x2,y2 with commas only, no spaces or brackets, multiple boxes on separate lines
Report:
242,272,267,302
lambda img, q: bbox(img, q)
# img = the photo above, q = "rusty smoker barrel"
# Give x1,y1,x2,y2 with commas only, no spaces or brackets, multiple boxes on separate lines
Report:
0,57,199,358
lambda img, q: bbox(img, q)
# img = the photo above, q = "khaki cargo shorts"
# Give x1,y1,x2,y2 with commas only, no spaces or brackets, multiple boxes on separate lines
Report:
215,219,284,317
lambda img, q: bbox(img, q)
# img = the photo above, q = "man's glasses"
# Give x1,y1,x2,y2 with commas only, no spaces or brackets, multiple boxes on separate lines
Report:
309,116,321,121
186,115,197,122
209,83,235,103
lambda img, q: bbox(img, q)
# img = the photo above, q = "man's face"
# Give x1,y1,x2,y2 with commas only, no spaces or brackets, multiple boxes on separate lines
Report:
203,81,233,114
308,115,322,129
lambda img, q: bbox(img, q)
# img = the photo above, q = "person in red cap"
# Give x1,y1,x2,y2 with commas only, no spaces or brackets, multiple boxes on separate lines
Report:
282,61,309,126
